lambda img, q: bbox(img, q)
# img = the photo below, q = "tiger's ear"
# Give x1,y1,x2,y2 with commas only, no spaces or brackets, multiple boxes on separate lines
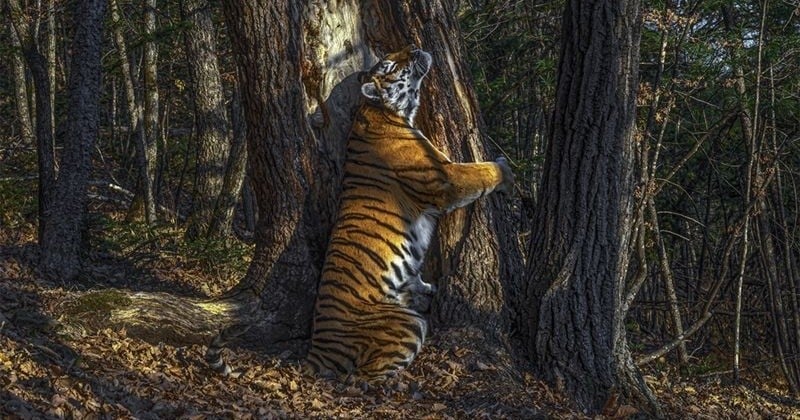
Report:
361,82,381,101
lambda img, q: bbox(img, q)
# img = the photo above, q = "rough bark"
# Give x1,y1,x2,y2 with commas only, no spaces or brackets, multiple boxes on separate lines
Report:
45,0,55,143
520,0,659,414
38,0,106,281
216,0,339,345
181,0,232,240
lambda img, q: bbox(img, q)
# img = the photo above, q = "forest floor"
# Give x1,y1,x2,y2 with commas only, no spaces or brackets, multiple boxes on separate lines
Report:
2,195,800,418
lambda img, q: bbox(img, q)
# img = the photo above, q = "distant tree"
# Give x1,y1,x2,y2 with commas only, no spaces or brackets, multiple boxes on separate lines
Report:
7,23,35,146
519,0,660,414
109,0,147,195
207,83,248,239
181,0,234,241
127,0,159,224
8,0,57,243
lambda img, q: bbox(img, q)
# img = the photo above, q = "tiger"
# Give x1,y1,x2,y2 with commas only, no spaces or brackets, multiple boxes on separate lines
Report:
304,45,514,382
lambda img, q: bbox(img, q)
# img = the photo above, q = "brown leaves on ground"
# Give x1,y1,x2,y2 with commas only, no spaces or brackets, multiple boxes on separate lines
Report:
2,224,800,418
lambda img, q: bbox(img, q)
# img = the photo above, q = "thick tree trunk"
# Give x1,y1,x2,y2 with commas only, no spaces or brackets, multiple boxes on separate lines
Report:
520,0,659,414
181,0,232,240
359,0,523,330
38,0,106,281
217,0,339,344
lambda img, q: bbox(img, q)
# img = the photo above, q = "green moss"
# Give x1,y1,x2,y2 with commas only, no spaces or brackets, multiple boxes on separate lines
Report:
64,290,132,315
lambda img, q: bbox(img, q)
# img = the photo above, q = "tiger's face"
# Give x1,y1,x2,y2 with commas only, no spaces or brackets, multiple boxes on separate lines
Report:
361,45,432,125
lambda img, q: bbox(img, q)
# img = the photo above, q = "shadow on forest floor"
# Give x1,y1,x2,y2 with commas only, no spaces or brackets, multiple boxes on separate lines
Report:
0,220,562,418
3,217,800,417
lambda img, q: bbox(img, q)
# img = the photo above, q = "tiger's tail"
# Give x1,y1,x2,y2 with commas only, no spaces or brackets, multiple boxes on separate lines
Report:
205,323,250,376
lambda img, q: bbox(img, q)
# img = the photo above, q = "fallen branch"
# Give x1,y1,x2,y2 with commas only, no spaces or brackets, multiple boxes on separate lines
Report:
88,180,178,219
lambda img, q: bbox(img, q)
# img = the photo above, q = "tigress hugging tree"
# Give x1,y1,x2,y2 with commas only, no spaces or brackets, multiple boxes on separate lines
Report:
62,0,658,415
67,0,521,381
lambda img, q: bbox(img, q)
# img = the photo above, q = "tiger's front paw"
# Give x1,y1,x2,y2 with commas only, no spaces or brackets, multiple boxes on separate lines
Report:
495,156,515,194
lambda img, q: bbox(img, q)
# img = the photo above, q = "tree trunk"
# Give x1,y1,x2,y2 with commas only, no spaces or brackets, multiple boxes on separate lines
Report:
181,0,232,240
358,0,523,330
46,0,56,144
208,83,248,239
197,0,521,351
8,0,57,245
8,23,35,145
38,0,106,281
128,0,159,224
216,0,338,344
520,0,659,414
109,0,147,194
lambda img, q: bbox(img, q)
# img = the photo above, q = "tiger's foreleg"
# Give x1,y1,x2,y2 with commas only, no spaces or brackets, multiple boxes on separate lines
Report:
441,157,514,211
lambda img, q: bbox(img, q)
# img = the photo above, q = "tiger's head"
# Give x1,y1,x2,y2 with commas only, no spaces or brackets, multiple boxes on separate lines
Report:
361,45,432,125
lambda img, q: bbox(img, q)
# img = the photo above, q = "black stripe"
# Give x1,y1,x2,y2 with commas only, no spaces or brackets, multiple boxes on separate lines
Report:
338,224,405,258
316,295,370,316
330,238,388,270
337,211,407,237
338,191,386,204
326,250,383,289
390,262,404,282
343,179,390,191
362,205,412,225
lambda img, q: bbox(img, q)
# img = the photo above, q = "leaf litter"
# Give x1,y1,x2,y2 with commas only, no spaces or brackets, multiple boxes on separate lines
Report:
2,221,799,418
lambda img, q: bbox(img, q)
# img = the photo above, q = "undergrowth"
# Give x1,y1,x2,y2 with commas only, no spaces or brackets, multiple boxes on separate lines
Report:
90,214,252,288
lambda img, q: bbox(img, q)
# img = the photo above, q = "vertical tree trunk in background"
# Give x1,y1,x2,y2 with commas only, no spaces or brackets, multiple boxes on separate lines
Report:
109,0,146,183
8,25,35,145
181,0,232,240
128,0,159,224
46,0,56,143
208,84,248,239
8,0,56,244
520,0,659,414
359,0,523,330
38,0,106,281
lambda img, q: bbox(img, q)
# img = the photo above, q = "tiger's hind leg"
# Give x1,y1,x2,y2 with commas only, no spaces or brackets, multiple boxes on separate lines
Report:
354,308,427,380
